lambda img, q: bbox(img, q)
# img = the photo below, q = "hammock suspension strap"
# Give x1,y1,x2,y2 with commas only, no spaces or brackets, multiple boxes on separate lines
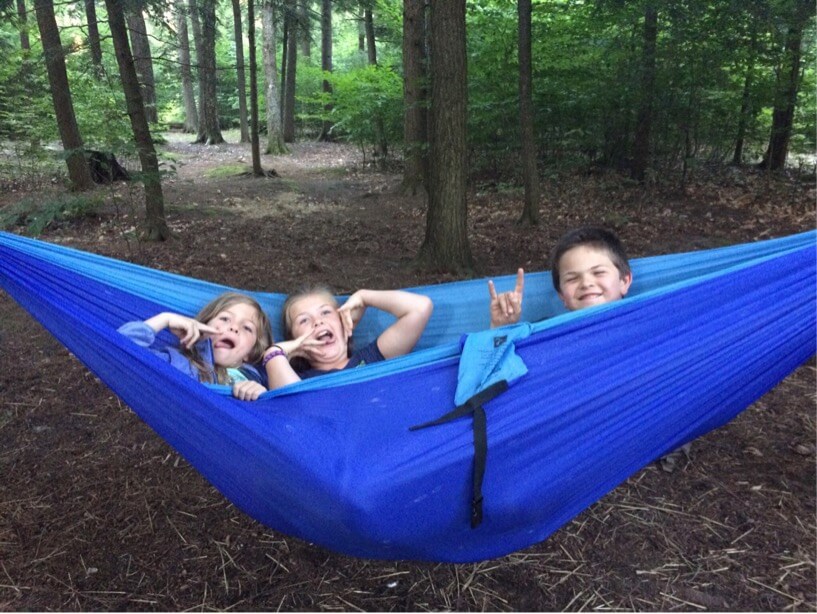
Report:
410,379,509,528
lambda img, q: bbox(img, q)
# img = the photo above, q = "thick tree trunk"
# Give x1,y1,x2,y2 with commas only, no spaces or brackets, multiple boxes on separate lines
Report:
177,3,199,133
194,0,224,144
262,0,286,154
759,0,812,171
400,0,427,195
84,0,104,73
126,9,158,123
17,0,30,50
105,0,171,240
417,0,472,273
232,0,250,142
317,0,333,141
517,0,539,225
631,1,657,182
282,0,298,142
34,0,94,191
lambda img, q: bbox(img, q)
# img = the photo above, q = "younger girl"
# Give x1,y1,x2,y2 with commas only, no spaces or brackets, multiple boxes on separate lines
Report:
262,285,433,389
118,292,273,401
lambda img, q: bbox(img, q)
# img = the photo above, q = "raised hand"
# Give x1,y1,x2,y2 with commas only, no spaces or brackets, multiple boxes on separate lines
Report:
145,312,219,349
337,291,368,339
488,268,525,328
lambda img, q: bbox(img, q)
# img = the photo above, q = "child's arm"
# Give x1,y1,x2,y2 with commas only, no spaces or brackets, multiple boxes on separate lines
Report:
143,312,218,349
487,268,525,328
262,331,322,390
339,290,433,359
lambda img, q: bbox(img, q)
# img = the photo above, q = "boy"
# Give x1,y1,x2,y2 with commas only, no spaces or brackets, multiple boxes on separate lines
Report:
488,226,632,327
487,226,690,471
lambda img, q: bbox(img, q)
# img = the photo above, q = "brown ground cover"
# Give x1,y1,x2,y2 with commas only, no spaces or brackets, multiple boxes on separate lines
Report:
0,136,815,611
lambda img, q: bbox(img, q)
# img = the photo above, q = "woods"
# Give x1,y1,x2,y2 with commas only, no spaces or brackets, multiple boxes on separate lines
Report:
0,0,814,262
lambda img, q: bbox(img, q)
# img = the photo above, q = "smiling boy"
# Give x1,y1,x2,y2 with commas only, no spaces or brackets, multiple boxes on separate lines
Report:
489,226,632,327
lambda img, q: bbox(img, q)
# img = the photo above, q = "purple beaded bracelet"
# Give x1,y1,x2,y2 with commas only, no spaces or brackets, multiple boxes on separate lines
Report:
261,346,287,368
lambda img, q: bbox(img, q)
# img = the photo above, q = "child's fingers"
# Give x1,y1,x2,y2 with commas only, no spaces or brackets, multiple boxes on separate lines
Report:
488,280,498,301
515,268,525,294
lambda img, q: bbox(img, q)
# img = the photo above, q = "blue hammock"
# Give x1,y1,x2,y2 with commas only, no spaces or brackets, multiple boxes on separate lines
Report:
0,229,814,563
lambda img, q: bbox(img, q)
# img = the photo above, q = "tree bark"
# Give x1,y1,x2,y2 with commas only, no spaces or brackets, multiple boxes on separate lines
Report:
517,0,539,225
630,1,657,182
417,0,472,273
232,0,250,142
262,0,287,153
33,0,94,191
732,28,757,165
759,0,813,171
247,0,262,174
187,0,204,125
194,0,225,144
84,0,103,74
105,0,171,240
17,0,30,50
363,3,376,65
299,0,311,58
282,0,298,142
317,0,333,141
177,2,199,133
400,0,427,195
126,9,158,123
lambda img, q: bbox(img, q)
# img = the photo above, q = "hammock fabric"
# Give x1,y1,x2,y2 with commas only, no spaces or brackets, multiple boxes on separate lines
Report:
0,230,814,563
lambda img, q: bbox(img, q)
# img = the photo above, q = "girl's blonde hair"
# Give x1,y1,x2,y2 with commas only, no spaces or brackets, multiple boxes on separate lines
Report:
186,292,272,384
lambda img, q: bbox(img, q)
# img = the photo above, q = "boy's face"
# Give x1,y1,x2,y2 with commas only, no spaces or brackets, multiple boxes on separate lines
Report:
557,245,632,311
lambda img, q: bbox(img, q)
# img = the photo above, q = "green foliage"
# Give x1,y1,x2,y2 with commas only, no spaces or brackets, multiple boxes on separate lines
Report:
0,193,104,235
324,64,403,154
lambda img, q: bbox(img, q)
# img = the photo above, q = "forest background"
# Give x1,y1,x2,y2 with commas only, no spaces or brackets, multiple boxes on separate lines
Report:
0,0,816,611
0,0,815,264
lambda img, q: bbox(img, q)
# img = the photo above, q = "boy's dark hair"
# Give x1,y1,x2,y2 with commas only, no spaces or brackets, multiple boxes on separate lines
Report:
550,227,631,291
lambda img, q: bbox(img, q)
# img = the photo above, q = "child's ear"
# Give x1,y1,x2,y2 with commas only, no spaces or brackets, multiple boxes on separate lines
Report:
620,272,633,296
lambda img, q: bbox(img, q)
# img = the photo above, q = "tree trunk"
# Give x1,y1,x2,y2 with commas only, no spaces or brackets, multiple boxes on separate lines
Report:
177,3,199,133
104,0,171,240
317,0,333,141
283,0,298,142
732,28,757,165
759,0,812,171
187,0,204,126
417,0,472,273
232,0,250,142
126,9,158,123
280,15,288,115
299,0,311,58
33,0,94,191
517,0,539,225
363,3,376,65
194,0,225,144
630,1,657,182
262,0,287,154
400,0,427,195
17,0,30,50
84,0,103,74
247,0,262,174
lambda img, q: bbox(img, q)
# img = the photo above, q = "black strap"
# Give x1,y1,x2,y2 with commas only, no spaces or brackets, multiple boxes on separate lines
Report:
410,380,508,528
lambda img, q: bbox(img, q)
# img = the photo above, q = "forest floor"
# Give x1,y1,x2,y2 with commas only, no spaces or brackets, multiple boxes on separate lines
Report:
0,133,815,611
